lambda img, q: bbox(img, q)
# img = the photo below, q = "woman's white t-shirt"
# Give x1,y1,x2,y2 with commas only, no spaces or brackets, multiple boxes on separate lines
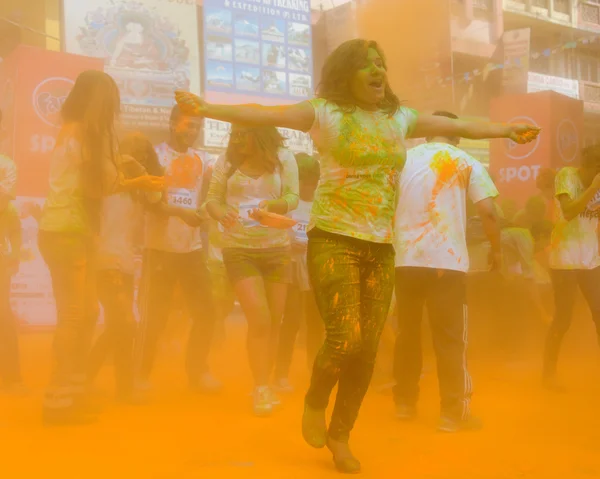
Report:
550,167,600,270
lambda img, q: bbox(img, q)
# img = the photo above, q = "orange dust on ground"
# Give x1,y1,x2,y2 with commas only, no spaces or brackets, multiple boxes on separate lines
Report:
1,308,599,479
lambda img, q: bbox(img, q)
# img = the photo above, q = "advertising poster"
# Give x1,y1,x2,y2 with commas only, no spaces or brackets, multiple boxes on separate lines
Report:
489,91,583,206
0,46,103,198
63,0,201,129
203,0,313,152
203,0,313,104
10,198,55,328
0,46,103,327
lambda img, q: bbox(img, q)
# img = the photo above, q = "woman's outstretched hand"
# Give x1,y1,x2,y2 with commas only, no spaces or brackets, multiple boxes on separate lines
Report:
507,124,541,144
175,90,207,117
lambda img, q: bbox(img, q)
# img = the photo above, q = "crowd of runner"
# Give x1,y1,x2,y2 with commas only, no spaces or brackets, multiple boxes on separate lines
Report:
1,39,599,475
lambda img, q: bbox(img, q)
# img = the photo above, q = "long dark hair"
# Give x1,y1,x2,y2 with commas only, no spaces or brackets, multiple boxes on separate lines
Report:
61,70,120,231
317,38,400,116
225,125,285,176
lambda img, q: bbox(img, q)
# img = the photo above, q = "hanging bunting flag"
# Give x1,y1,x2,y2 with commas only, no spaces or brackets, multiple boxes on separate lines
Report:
435,33,600,86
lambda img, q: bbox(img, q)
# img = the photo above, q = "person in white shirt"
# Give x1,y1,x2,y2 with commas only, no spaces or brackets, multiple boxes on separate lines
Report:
393,111,501,433
274,153,324,392
543,145,600,391
135,105,220,394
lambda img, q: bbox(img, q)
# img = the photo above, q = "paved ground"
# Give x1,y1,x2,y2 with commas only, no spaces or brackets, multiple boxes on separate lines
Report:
1,312,599,479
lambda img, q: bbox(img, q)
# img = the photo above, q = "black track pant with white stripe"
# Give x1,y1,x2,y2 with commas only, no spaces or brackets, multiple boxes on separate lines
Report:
393,267,472,421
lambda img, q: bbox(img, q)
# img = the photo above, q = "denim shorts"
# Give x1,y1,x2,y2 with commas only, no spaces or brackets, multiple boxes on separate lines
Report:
222,247,292,285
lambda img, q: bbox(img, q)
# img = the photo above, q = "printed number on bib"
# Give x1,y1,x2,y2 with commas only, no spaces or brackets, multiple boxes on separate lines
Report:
168,188,197,210
239,203,261,227
294,222,309,241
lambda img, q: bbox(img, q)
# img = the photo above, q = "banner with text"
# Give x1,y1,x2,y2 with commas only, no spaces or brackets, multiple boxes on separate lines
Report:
490,91,583,206
202,0,313,152
63,0,201,129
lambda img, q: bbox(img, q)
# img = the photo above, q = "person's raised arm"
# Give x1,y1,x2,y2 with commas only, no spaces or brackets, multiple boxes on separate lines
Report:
411,114,540,144
174,91,315,132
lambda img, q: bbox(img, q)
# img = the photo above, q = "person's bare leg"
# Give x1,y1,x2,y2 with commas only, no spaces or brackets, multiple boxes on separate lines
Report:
232,276,271,385
265,281,289,380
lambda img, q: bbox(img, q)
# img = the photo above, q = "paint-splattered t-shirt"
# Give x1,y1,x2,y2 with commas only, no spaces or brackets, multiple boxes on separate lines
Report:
550,167,600,270
145,143,207,254
395,143,498,272
308,98,418,244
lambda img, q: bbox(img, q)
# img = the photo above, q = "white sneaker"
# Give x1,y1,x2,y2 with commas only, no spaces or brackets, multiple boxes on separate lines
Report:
253,386,273,417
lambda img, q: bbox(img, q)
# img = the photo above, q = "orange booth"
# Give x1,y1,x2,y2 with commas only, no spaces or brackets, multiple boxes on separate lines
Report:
489,90,583,206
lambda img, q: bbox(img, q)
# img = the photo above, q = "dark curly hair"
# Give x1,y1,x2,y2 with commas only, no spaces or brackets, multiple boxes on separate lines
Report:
317,38,401,116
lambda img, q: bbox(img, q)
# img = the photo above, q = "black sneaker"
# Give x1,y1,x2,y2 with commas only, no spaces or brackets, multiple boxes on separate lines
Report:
438,415,483,433
395,403,417,421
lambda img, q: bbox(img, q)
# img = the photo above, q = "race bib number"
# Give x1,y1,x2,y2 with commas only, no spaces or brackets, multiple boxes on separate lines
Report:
293,221,309,243
167,188,197,210
238,202,261,227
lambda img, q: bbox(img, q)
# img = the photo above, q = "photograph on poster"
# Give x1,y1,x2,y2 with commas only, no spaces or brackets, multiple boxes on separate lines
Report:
236,66,261,92
261,17,285,43
288,22,310,45
235,12,259,38
207,61,234,88
263,43,286,69
288,47,310,72
234,39,260,64
203,0,312,104
289,73,311,97
263,70,286,95
206,8,233,34
206,36,233,62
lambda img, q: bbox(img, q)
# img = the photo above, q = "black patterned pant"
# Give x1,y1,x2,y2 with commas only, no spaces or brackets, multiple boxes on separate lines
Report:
305,228,395,442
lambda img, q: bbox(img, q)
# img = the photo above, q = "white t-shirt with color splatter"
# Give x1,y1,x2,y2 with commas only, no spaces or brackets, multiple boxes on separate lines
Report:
394,142,498,272
145,143,207,253
308,98,418,244
550,167,600,270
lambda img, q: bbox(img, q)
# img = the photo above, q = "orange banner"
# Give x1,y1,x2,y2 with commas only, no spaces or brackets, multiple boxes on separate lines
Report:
0,45,103,197
489,91,583,206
